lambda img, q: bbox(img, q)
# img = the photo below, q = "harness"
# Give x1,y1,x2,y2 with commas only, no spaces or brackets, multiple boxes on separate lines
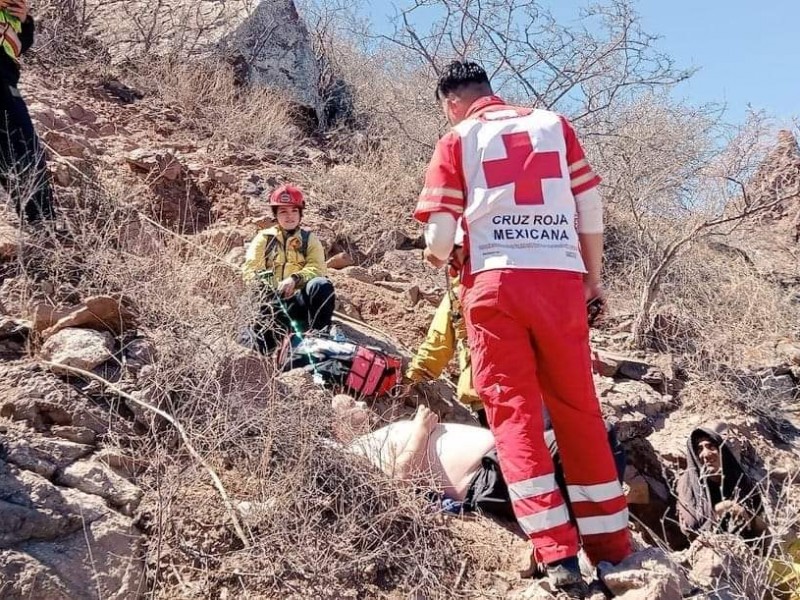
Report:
263,229,311,282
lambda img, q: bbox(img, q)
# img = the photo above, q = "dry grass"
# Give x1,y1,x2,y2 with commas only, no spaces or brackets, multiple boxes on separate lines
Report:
130,59,307,153
5,4,799,597
607,241,800,368
5,167,480,599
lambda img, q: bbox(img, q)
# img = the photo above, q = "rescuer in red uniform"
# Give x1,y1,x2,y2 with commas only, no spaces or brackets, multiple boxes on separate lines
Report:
413,61,631,593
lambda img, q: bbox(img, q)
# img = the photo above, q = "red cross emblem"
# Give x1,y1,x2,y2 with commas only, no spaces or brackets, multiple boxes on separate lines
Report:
482,132,562,205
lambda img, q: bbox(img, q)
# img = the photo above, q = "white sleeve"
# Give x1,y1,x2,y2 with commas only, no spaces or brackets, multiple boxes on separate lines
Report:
575,187,604,234
424,212,457,260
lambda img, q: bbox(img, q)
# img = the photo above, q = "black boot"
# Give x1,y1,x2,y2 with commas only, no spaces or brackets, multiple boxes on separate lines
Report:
547,556,587,598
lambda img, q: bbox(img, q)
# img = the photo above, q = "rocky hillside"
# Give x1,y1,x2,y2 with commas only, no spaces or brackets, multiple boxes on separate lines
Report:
1,2,799,598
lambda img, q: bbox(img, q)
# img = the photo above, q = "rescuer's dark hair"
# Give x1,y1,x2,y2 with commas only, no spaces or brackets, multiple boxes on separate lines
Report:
435,61,493,101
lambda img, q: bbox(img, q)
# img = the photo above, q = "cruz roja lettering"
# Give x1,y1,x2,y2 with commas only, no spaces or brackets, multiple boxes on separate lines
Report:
491,214,570,226
493,228,570,241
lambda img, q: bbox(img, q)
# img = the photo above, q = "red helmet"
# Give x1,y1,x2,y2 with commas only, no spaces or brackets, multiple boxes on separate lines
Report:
269,184,305,209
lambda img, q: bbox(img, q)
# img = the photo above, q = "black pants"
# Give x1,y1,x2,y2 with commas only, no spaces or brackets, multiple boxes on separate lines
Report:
0,83,55,223
246,277,336,354
467,415,626,521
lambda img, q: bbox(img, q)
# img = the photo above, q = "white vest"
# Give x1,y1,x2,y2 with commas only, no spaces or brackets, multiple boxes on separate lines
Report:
456,108,586,275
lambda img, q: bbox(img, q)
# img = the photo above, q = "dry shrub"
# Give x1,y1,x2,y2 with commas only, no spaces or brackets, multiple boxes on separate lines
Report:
313,148,423,244
6,170,473,598
132,59,307,152
142,387,464,598
629,243,799,368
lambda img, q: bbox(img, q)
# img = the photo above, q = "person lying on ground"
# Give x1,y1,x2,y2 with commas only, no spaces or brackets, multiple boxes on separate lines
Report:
676,421,768,543
335,399,626,532
241,184,335,353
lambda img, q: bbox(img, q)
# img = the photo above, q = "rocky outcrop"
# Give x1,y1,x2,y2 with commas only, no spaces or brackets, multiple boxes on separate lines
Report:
220,0,321,115
0,459,144,600
0,365,144,599
750,130,800,217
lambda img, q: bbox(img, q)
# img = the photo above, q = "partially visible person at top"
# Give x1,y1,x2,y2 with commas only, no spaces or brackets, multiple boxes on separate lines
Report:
413,60,630,594
241,184,335,353
0,0,55,223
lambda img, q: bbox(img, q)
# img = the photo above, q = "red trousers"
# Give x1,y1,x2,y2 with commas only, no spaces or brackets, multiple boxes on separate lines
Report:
462,269,632,565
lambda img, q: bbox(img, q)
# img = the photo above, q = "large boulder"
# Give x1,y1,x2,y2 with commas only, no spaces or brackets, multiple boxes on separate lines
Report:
220,0,321,115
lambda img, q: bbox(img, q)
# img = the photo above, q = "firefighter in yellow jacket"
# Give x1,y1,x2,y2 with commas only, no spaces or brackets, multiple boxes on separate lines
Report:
406,229,490,427
405,275,489,426
242,184,335,353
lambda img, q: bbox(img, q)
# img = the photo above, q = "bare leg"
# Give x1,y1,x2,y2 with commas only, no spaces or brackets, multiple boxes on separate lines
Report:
393,405,438,480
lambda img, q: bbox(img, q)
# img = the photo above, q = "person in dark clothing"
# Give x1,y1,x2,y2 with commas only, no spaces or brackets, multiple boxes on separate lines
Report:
0,0,55,223
676,422,768,543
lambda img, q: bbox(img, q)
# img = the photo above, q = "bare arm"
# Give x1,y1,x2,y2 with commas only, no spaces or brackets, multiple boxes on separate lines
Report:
579,232,604,299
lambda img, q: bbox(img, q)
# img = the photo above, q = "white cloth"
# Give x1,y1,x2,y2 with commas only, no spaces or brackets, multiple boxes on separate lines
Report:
424,213,457,261
575,187,603,234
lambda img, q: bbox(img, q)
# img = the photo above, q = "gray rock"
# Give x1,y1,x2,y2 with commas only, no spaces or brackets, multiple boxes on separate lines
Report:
123,337,157,373
19,511,145,600
221,0,321,113
341,266,375,284
0,550,73,599
0,460,107,546
40,328,114,372
687,537,757,599
366,229,412,259
4,435,93,478
598,547,691,600
50,425,97,445
56,460,144,514
96,449,148,481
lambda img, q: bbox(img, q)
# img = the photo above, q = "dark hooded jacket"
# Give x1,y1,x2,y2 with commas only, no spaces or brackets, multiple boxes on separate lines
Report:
676,422,765,543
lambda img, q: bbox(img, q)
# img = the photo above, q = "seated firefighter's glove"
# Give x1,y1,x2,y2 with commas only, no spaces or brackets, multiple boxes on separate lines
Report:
277,276,296,299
